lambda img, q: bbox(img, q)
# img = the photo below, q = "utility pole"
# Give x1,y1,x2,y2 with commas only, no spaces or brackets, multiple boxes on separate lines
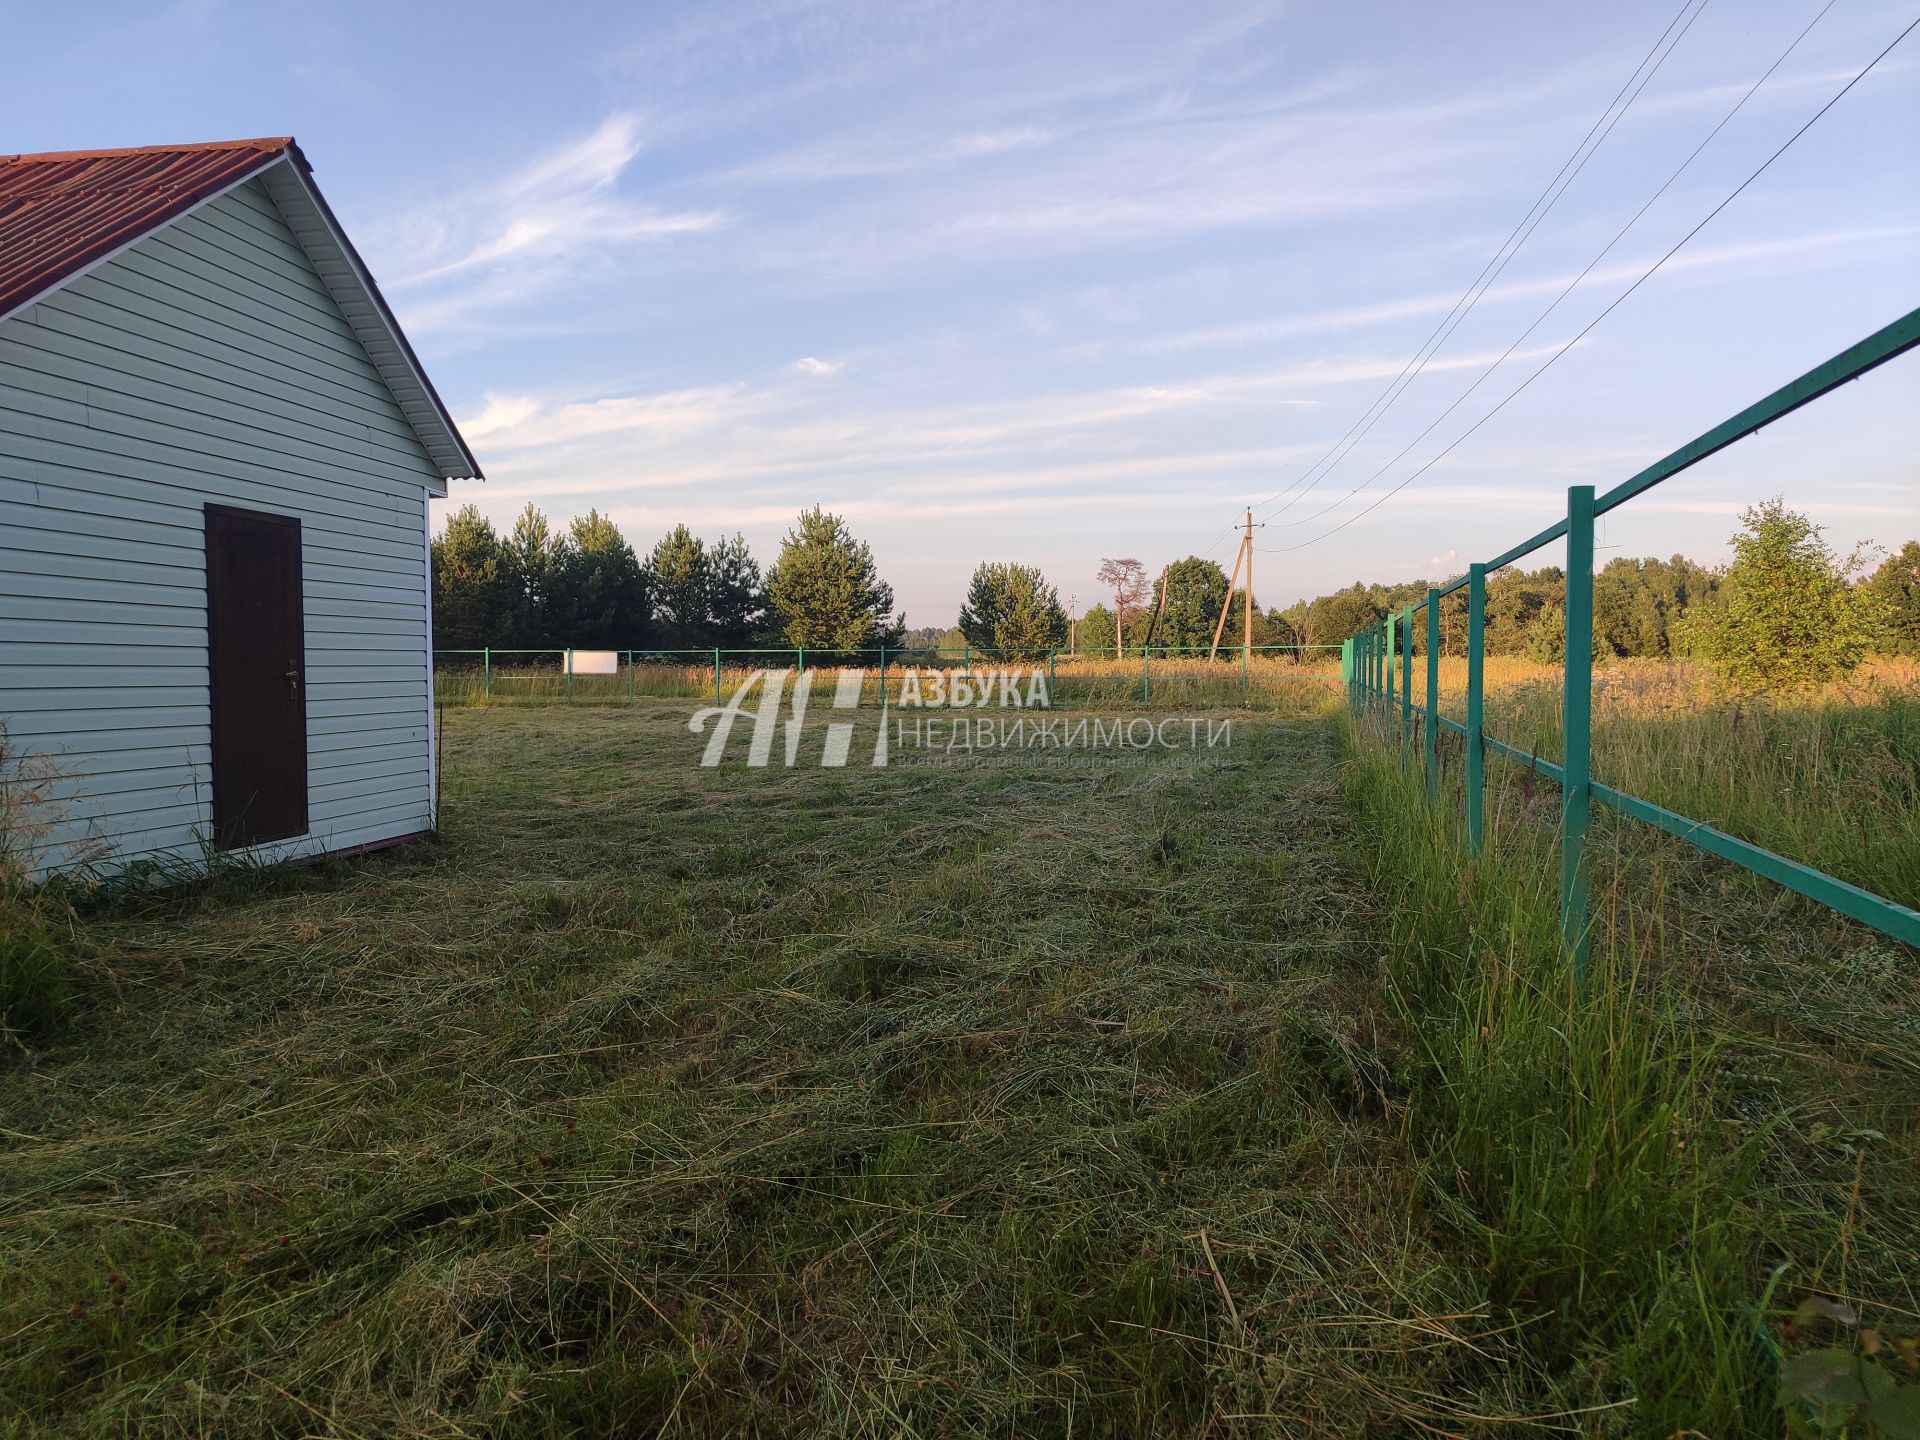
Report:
1243,508,1255,666
1208,509,1264,661
1068,594,1077,655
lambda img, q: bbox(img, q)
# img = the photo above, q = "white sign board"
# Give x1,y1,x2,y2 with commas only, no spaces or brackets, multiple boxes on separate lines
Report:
565,649,620,676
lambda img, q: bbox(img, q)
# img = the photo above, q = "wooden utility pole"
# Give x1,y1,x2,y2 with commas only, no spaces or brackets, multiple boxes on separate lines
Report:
1243,508,1255,666
1208,510,1263,661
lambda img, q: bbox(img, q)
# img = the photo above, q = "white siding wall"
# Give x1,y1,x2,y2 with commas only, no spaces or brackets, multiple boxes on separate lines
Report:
0,179,441,875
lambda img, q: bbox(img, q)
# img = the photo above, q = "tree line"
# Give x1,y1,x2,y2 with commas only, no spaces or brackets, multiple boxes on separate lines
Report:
435,498,1920,686
1075,504,1919,684
432,503,906,653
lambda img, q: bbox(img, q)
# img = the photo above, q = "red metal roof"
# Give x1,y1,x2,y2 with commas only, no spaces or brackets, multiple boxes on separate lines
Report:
0,138,292,319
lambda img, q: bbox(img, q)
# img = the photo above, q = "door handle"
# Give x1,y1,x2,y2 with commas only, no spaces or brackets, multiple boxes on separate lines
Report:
285,664,301,699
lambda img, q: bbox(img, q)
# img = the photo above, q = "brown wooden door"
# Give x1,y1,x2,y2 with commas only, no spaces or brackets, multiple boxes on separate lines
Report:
205,504,308,848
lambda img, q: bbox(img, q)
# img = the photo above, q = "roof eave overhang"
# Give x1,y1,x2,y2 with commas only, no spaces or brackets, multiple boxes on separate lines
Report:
257,146,482,485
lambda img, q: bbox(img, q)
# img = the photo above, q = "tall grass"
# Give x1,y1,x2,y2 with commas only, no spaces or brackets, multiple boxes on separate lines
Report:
436,654,1345,715
0,727,73,1041
1344,659,1920,1434
1344,730,1764,1430
1409,656,1920,905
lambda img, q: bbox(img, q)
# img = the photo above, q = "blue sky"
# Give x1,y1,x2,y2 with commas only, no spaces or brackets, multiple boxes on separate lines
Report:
6,0,1916,623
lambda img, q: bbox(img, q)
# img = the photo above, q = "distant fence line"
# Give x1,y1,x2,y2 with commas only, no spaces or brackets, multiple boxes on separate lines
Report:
433,643,1345,712
1342,305,1920,967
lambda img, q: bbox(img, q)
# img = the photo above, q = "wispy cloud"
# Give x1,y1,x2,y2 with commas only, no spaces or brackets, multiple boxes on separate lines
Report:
450,340,1581,517
729,125,1059,183
456,383,752,452
374,113,723,333
1076,226,1920,358
789,356,844,376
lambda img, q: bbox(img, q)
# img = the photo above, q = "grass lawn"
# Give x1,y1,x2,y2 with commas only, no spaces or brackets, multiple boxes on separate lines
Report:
1,704,1542,1437
2,696,1914,1436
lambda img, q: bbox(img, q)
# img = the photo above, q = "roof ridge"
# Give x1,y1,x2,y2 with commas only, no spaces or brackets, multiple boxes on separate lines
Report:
0,137,293,166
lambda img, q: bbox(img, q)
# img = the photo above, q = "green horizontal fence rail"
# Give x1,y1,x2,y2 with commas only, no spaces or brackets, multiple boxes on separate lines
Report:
1344,305,1920,968
433,643,1349,711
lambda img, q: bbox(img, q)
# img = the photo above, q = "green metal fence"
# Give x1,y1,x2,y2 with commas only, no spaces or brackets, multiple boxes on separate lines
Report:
434,643,1347,712
1342,305,1920,970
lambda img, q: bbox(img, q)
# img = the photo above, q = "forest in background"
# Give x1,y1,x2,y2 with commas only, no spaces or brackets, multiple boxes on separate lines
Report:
432,500,1920,674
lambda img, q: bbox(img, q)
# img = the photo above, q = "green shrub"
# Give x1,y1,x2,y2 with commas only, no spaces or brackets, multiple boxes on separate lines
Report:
1686,499,1883,690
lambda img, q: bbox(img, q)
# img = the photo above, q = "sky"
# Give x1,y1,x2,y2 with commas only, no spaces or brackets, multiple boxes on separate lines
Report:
4,0,1916,624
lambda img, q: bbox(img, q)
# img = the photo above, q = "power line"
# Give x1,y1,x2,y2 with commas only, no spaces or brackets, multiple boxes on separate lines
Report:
1257,10,1920,559
1244,0,1709,527
1265,0,1843,537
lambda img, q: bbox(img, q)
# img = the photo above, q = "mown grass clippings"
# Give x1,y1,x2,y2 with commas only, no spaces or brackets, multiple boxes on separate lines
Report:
0,702,1578,1438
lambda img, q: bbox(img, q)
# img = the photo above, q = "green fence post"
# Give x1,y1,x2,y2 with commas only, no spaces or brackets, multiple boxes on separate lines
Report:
1384,612,1396,717
1342,637,1353,709
1466,565,1486,853
878,645,887,710
714,648,722,706
1424,590,1440,795
482,646,491,698
1400,605,1414,748
626,650,634,704
963,644,970,681
565,649,574,704
1562,485,1596,979
797,647,805,676
1141,645,1151,707
1047,647,1055,708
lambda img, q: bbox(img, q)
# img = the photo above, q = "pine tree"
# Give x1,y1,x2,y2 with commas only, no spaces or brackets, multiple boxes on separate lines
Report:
957,563,1068,660
645,525,713,648
430,505,510,648
765,507,903,652
1095,559,1150,657
503,504,566,646
554,511,649,648
707,533,767,649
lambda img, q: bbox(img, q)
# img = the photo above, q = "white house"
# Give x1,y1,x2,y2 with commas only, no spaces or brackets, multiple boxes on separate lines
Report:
0,137,480,877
